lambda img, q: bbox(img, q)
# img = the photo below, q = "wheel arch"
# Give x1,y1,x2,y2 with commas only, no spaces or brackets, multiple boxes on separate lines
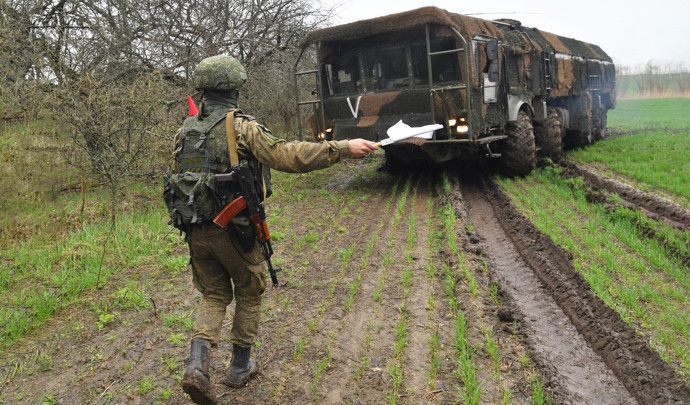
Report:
507,94,534,122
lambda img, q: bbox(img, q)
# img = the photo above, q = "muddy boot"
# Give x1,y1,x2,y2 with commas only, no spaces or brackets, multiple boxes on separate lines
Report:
225,344,258,388
181,338,218,405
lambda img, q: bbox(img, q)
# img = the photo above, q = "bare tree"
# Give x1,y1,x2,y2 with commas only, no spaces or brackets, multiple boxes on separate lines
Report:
55,71,183,221
4,0,331,81
2,0,333,124
675,63,689,95
2,0,335,201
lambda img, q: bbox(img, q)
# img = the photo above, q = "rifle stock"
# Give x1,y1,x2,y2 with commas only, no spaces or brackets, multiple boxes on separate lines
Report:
213,196,247,228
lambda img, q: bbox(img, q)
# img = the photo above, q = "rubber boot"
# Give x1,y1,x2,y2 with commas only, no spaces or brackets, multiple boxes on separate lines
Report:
181,338,218,405
225,344,258,388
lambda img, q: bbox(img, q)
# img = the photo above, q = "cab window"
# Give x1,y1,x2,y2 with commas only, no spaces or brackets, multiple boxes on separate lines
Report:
364,47,409,90
325,53,362,95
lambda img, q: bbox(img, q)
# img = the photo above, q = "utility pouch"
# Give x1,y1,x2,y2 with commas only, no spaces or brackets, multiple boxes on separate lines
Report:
163,172,224,230
229,221,256,253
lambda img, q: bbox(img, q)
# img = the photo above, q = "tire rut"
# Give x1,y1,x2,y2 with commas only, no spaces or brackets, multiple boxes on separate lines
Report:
457,175,690,404
561,159,690,229
457,177,635,405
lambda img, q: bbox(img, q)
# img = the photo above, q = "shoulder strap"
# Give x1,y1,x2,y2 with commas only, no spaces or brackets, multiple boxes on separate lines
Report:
226,109,240,166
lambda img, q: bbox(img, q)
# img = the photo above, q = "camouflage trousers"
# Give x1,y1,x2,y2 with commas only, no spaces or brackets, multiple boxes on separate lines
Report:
188,224,267,348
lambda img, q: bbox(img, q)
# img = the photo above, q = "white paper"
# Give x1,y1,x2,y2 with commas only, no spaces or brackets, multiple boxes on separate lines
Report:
386,120,443,142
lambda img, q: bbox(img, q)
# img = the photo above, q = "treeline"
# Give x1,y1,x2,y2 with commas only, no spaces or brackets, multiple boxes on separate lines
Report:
615,61,690,99
0,0,331,218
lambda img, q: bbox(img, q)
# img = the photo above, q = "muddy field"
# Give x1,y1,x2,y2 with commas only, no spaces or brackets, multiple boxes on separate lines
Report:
1,151,689,404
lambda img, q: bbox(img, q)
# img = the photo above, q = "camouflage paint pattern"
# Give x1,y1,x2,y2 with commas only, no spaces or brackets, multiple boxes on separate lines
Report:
299,6,615,163
356,92,400,127
194,55,248,91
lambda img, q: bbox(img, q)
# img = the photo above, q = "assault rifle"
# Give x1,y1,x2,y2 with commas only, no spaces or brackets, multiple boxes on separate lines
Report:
213,164,282,287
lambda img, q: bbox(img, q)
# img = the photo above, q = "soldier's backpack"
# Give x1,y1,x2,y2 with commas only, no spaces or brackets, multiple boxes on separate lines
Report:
163,109,270,232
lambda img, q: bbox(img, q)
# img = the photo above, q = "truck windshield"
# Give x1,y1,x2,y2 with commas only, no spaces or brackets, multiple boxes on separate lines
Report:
412,38,462,84
364,47,409,91
324,36,461,95
325,53,362,95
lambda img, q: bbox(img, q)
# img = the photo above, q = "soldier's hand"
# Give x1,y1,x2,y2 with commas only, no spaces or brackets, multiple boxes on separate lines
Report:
348,139,379,158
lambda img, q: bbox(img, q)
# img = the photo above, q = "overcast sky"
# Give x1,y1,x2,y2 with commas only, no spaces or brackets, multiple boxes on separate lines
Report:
331,0,690,70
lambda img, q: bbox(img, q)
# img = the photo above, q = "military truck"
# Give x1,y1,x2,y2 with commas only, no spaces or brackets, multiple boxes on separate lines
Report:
294,7,616,175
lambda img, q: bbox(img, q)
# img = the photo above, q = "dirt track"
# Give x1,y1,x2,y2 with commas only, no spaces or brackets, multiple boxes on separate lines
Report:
1,156,689,404
456,178,634,404
457,175,689,404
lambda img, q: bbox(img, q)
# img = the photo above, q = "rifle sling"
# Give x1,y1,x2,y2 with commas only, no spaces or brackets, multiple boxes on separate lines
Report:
226,110,240,166
226,109,269,202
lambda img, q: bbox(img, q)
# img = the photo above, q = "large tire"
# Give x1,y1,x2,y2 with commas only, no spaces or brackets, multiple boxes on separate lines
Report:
564,115,593,148
592,110,607,141
534,107,564,162
501,110,536,176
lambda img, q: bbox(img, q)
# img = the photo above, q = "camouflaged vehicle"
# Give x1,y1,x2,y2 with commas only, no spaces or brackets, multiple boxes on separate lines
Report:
294,6,616,175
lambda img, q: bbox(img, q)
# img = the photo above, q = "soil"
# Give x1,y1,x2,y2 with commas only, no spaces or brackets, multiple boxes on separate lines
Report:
1,154,689,404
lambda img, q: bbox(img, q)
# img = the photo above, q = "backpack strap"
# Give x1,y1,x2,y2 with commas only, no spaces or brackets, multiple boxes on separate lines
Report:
226,109,240,166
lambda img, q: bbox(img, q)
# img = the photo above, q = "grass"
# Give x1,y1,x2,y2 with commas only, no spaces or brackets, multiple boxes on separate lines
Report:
386,175,422,405
483,325,502,377
530,373,550,405
310,344,332,400
440,174,477,296
571,98,690,203
570,130,690,200
137,375,156,395
427,329,441,389
354,323,373,381
0,210,177,349
387,309,409,405
268,167,399,401
606,98,690,131
436,191,483,403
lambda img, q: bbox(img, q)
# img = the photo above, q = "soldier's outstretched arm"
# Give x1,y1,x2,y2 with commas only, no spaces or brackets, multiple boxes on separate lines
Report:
238,120,378,173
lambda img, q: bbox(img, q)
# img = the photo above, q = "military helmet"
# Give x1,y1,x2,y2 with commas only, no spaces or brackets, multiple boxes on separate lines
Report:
193,55,247,91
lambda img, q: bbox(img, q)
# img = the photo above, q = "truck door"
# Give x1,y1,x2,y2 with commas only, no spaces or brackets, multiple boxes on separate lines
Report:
472,37,500,104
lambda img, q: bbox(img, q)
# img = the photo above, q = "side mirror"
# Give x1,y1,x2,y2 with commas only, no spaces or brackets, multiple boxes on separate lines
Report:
488,61,499,83
486,39,499,61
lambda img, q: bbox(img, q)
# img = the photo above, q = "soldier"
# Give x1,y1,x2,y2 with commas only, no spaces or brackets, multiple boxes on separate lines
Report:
164,55,378,404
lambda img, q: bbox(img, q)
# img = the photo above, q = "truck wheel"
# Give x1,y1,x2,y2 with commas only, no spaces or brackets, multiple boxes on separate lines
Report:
564,115,593,148
592,111,607,141
501,110,536,176
534,107,563,162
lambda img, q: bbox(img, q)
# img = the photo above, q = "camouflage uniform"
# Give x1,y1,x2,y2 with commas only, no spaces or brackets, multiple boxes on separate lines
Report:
174,55,359,403
180,113,350,348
